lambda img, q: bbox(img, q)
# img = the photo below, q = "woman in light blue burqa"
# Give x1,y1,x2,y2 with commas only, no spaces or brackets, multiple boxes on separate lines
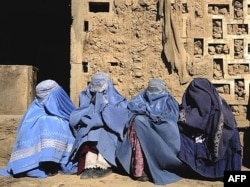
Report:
0,80,76,178
69,72,129,179
116,78,182,185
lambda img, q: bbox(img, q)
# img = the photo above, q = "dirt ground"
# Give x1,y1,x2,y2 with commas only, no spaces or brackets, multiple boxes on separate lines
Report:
0,115,249,187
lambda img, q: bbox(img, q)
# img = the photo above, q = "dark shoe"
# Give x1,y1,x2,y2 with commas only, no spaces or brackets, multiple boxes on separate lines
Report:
46,170,58,176
92,167,112,178
80,168,95,179
40,161,60,177
135,172,149,182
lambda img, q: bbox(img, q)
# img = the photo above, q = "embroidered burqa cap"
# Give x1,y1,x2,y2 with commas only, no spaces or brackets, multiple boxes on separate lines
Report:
36,79,59,103
90,72,109,93
147,78,166,94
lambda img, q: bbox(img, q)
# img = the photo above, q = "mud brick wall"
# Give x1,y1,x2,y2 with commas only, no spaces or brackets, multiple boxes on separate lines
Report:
185,0,250,127
70,0,250,128
0,65,37,115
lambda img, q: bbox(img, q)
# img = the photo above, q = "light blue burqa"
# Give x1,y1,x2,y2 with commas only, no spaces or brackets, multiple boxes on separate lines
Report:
0,80,76,178
116,79,183,185
69,72,129,166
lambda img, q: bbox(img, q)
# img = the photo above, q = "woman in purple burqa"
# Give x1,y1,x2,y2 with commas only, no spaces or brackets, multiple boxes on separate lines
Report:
0,80,76,178
68,72,129,179
178,78,241,179
116,78,182,185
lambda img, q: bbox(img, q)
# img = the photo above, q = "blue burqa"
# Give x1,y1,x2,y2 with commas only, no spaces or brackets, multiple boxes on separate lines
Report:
178,78,242,178
0,80,76,178
116,80,182,185
69,79,129,167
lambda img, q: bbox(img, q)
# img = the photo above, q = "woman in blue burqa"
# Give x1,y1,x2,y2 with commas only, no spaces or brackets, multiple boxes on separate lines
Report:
177,78,242,179
68,72,129,179
0,79,77,178
116,78,183,185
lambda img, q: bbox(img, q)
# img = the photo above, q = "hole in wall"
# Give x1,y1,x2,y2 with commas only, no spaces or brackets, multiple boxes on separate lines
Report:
89,2,110,13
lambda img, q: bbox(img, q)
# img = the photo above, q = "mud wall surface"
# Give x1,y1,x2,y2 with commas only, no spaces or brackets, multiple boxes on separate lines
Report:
71,0,250,127
0,65,37,115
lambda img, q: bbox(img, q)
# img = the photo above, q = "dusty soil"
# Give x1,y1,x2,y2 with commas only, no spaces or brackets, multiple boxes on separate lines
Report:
0,115,249,187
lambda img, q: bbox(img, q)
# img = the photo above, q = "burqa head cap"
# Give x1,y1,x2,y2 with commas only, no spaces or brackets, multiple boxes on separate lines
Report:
147,78,166,94
36,79,59,103
90,72,109,92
